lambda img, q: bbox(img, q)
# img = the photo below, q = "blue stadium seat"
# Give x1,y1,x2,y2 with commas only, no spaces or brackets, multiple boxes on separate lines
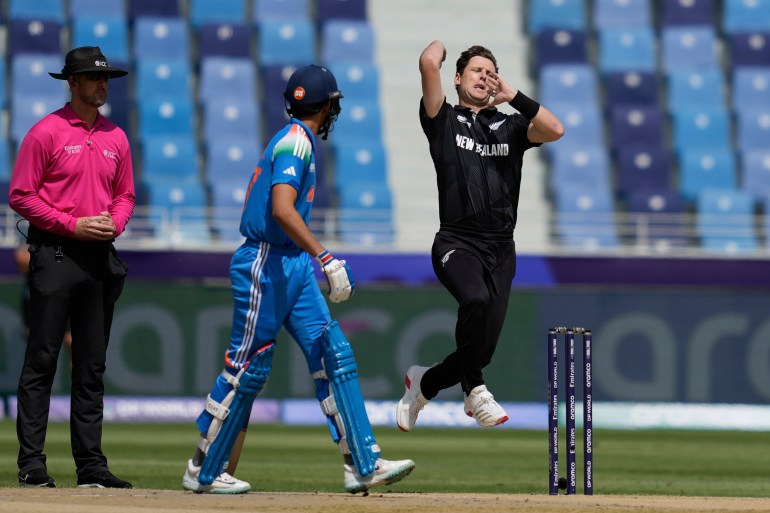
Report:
666,68,726,112
253,0,310,22
627,188,688,251
321,20,374,65
209,180,247,241
728,33,770,69
129,0,179,20
9,0,65,23
539,64,599,109
616,143,672,197
70,0,126,19
549,145,611,196
741,150,770,201
316,0,367,23
723,0,770,34
198,23,252,60
189,0,245,28
205,136,262,184
133,17,189,59
679,147,737,201
608,105,665,150
141,135,200,184
731,67,770,113
11,54,68,98
143,181,211,244
331,140,388,187
553,187,618,250
661,26,720,72
337,181,394,246
328,62,380,101
11,94,68,145
332,100,382,141
696,188,757,252
735,109,770,154
534,29,589,73
261,65,295,135
0,139,11,180
593,0,651,30
545,102,604,151
257,19,315,67
604,71,658,107
135,58,192,101
203,98,261,141
597,27,657,74
99,69,130,130
660,0,715,27
527,0,587,33
0,59,6,109
9,19,62,55
671,107,731,155
138,97,196,139
199,57,258,104
71,17,130,63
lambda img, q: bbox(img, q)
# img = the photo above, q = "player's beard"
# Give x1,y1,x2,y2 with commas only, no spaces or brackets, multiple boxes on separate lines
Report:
78,88,107,109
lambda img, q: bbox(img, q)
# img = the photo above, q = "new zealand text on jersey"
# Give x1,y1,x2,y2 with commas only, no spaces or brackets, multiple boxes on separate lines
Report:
455,135,509,156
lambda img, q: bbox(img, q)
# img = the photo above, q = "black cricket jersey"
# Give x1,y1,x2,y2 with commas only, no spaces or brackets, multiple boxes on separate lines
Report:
420,99,541,240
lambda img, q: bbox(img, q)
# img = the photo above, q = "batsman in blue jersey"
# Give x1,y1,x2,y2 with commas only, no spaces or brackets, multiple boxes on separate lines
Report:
182,65,415,494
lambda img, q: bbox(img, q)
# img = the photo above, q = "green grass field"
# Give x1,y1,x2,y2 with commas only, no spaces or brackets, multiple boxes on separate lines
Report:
2,421,769,497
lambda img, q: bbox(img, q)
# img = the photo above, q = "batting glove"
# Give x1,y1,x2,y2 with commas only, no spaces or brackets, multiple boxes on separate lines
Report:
316,250,355,303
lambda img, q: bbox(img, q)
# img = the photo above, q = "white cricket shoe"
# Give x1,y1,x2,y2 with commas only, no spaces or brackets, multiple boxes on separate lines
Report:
396,365,430,432
182,459,251,494
343,457,416,494
464,385,509,427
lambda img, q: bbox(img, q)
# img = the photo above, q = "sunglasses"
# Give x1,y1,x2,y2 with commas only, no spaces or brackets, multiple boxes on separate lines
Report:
82,72,110,82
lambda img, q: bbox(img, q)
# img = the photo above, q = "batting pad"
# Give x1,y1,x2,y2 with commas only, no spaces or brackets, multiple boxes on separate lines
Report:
199,341,275,485
322,321,381,477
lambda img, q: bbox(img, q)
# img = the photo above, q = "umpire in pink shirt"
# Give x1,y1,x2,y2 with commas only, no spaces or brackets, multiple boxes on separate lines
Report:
9,46,135,489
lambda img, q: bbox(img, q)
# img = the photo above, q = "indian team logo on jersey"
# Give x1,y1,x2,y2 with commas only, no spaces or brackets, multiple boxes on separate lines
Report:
293,87,306,100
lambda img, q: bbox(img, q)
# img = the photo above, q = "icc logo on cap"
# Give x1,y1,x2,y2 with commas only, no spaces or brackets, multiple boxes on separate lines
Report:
293,87,305,100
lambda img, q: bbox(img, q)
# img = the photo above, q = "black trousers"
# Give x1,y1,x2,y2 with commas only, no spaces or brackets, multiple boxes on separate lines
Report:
425,230,516,398
17,230,126,477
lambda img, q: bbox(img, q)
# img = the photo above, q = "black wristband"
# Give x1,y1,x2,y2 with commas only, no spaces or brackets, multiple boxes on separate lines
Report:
509,92,540,121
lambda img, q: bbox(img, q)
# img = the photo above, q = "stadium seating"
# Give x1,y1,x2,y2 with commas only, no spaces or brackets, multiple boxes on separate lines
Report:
728,33,770,70
129,0,180,20
204,137,262,185
331,140,388,186
9,19,62,56
331,99,383,141
670,107,731,155
69,0,126,19
539,64,600,109
197,23,252,60
666,68,726,112
659,0,715,27
553,187,618,250
741,150,770,202
189,0,245,28
9,0,65,23
133,17,189,59
328,62,380,101
723,0,770,34
661,26,720,72
11,54,68,98
597,27,657,75
696,188,758,253
604,71,659,108
135,58,192,101
545,102,605,151
209,180,247,241
253,0,310,22
198,57,258,104
11,94,68,146
138,97,196,139
679,147,738,202
592,0,651,30
626,188,688,251
0,140,11,179
143,181,211,244
534,29,589,73
527,0,587,33
257,19,315,67
615,143,672,198
202,98,261,142
337,181,394,246
71,17,130,63
549,145,612,197
735,109,770,154
608,105,666,151
316,0,367,23
321,20,375,65
731,67,770,113
140,135,201,185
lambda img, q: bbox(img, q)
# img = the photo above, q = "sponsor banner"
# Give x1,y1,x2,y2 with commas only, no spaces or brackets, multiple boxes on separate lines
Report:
595,402,770,431
6,396,281,424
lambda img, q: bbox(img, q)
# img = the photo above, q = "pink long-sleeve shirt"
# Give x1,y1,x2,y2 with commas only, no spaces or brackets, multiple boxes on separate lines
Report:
9,103,135,238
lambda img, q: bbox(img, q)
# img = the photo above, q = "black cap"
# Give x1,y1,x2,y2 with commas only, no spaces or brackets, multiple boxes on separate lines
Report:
283,65,342,107
49,46,128,80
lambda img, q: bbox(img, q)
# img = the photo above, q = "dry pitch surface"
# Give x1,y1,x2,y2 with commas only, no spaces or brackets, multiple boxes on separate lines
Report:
2,489,770,513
